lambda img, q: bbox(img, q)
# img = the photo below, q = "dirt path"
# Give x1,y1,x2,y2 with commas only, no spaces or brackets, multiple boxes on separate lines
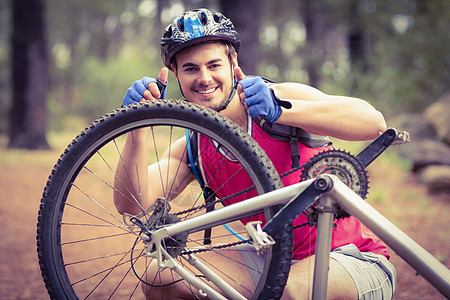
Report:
0,150,54,299
0,147,448,299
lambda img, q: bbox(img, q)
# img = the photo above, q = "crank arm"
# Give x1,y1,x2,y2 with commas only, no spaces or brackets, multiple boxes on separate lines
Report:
356,128,410,168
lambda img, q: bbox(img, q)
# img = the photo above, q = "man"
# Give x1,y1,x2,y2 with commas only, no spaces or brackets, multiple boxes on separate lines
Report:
114,8,396,299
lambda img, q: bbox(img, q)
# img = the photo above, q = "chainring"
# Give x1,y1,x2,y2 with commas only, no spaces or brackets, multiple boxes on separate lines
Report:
300,149,369,221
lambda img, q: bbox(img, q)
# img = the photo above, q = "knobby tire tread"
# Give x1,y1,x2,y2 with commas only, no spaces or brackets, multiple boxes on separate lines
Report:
37,100,293,299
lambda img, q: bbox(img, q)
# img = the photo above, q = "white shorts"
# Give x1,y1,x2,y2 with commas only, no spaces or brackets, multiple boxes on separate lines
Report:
330,243,396,300
237,243,396,299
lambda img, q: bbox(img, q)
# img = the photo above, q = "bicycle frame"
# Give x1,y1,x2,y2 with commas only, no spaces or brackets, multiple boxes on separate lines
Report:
144,178,316,300
326,178,450,299
144,175,450,299
39,100,444,299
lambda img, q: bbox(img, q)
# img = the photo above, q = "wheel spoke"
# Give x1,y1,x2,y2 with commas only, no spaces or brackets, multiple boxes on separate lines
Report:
37,101,290,299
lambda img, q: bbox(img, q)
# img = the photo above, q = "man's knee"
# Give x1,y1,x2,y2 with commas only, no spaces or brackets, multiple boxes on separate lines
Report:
281,256,357,300
327,258,358,300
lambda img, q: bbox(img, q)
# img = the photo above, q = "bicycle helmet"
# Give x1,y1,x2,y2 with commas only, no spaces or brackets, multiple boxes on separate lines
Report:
161,8,240,69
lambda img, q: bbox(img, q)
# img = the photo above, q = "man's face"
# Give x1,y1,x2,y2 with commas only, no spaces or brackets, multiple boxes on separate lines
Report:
173,43,235,111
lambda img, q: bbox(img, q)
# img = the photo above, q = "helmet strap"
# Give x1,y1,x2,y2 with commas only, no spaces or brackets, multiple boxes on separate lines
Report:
217,50,237,112
216,73,236,112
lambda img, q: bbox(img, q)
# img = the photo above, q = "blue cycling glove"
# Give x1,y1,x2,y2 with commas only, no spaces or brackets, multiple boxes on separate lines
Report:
123,77,155,106
122,77,168,107
239,76,282,123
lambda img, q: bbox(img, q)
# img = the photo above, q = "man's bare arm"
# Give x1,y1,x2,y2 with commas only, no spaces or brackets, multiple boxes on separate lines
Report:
113,132,194,215
273,83,387,141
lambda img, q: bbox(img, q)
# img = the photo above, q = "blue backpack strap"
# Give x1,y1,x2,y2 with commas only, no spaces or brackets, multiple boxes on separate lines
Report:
185,129,204,187
185,130,214,244
185,129,247,243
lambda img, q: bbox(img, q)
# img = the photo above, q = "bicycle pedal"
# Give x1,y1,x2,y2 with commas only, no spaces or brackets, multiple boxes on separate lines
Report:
392,130,411,145
245,221,275,255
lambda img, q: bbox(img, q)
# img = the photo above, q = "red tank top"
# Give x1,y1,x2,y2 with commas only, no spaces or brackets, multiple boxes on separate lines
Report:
198,117,389,259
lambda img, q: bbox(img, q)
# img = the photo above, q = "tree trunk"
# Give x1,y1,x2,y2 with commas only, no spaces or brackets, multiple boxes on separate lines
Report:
300,0,325,88
347,1,369,73
220,0,260,75
9,0,49,149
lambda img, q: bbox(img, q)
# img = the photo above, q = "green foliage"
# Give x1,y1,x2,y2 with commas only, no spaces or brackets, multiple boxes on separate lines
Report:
335,0,450,115
257,0,449,117
76,53,154,120
46,53,151,129
47,50,183,130
1,0,449,135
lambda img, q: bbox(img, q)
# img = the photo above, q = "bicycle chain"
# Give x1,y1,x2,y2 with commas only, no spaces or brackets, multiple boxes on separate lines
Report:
174,185,256,217
181,239,249,256
175,149,368,220
153,149,368,254
174,161,306,218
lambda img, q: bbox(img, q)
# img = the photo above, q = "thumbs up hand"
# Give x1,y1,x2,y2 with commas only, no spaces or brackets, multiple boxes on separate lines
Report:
122,67,169,107
235,67,282,123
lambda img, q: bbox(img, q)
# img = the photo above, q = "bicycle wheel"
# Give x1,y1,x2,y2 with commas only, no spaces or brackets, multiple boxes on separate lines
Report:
37,100,293,299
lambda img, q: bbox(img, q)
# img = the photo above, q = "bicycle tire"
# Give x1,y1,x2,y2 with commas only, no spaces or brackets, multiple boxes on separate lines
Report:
37,100,293,299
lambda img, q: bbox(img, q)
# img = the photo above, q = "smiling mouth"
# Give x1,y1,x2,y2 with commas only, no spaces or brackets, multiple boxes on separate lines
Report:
196,87,217,95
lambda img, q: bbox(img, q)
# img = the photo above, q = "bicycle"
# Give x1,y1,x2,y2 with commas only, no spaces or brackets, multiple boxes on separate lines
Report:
37,99,450,299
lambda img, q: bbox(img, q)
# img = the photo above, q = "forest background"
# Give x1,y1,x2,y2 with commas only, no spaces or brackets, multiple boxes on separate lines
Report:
0,0,449,299
0,0,449,148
